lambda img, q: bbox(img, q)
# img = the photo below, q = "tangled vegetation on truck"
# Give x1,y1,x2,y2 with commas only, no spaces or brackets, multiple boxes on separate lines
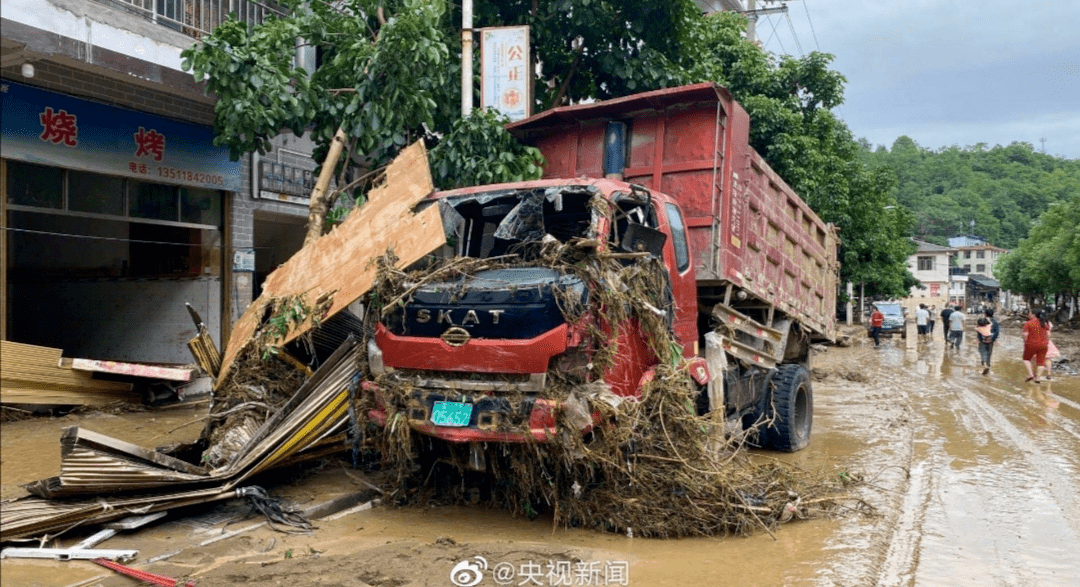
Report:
355,196,867,538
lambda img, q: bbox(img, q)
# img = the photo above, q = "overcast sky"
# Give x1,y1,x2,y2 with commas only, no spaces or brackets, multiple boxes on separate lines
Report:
753,0,1079,159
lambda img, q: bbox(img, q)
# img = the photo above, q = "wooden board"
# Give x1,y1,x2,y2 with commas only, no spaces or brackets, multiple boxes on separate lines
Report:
62,358,196,382
1,341,136,406
216,141,446,384
1,386,141,406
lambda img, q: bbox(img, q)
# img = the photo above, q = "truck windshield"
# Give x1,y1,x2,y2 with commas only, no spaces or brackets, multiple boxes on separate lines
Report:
438,186,600,259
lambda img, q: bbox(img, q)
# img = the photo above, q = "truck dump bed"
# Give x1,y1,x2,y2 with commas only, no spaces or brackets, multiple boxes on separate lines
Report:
508,83,839,340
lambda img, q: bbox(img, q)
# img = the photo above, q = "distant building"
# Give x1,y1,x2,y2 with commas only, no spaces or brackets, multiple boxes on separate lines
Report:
908,240,953,300
948,235,990,248
967,274,1000,309
952,243,1008,281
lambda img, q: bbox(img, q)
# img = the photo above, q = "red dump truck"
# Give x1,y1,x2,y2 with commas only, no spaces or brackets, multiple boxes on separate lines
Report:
365,82,839,455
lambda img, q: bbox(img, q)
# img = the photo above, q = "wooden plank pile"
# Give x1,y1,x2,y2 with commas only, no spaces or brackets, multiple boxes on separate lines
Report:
1,341,139,406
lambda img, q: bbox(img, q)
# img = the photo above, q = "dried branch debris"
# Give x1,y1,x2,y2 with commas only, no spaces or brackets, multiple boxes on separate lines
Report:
351,196,867,538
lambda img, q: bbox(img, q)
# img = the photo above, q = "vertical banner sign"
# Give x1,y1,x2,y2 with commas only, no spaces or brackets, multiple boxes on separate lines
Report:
0,81,241,191
480,26,531,122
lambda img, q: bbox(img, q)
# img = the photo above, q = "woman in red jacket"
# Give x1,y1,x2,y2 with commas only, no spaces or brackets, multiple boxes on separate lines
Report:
1022,310,1051,382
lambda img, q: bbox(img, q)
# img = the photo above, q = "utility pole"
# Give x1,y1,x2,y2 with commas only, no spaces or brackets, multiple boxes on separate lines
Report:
461,0,473,117
740,0,791,43
747,0,756,42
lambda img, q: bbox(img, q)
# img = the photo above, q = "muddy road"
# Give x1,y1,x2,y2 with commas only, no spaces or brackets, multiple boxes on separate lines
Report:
2,324,1079,586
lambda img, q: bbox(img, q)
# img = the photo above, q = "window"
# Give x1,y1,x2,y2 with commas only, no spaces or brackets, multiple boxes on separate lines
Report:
976,264,985,273
964,250,971,259
666,203,690,272
181,187,222,225
6,161,62,209
964,264,971,271
69,171,124,215
6,163,222,227
917,256,934,271
976,250,985,259
130,181,179,220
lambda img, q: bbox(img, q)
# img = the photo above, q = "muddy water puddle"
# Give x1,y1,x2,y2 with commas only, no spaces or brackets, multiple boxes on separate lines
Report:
4,329,1080,586
0,403,207,499
854,330,1080,587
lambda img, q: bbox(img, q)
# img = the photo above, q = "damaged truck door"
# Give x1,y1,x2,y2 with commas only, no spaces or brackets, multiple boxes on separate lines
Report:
363,82,839,457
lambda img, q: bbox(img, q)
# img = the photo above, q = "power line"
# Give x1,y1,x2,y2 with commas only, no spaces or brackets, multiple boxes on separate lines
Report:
801,0,822,52
785,11,804,56
765,14,787,55
762,14,781,50
2,226,225,248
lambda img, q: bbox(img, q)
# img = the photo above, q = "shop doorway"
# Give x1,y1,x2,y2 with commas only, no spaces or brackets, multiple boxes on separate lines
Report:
253,211,306,299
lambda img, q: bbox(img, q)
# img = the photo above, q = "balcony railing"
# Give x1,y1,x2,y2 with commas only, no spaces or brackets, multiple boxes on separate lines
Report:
102,0,287,39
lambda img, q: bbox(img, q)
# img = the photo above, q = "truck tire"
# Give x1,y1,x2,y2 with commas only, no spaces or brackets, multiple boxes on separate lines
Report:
763,364,812,452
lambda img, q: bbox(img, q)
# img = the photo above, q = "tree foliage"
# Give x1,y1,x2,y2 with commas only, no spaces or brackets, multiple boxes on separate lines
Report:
860,138,1080,250
429,109,544,189
997,194,1080,307
182,0,916,295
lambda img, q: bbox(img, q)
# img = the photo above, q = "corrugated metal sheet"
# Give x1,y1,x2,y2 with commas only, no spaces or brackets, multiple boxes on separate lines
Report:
1,337,362,542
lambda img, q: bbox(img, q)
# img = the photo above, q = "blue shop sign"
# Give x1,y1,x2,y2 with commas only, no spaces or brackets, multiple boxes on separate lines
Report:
1,81,241,191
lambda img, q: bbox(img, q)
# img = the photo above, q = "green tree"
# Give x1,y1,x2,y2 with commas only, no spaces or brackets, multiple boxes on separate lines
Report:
998,194,1080,309
182,1,916,295
182,0,542,196
861,137,1080,250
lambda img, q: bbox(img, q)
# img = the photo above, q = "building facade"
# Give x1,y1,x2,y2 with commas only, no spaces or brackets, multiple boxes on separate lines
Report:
2,0,314,363
953,243,1007,281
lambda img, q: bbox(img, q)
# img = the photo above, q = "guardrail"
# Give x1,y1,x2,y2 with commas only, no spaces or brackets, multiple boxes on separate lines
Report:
102,0,286,39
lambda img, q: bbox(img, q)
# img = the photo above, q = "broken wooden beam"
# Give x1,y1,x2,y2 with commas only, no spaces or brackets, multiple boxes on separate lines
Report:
216,140,446,385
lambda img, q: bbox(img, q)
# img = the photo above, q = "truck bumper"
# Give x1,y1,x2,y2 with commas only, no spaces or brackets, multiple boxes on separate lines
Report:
375,323,570,374
361,381,596,443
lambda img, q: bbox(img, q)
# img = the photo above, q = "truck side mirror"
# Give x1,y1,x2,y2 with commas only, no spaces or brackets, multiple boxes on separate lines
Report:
620,223,667,258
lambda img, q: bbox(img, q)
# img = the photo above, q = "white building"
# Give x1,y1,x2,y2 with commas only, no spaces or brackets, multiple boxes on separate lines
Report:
908,240,953,300
953,243,1008,280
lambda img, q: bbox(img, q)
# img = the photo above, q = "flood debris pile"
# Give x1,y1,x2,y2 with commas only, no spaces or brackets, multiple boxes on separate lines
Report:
202,293,334,468
357,194,863,538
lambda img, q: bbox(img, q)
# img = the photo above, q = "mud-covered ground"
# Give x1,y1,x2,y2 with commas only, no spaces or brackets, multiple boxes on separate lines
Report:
2,321,1079,587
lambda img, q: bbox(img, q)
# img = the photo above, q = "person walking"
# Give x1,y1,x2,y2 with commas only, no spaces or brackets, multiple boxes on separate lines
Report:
916,304,930,343
1022,310,1052,382
928,304,937,341
870,306,884,347
1045,319,1057,381
940,305,954,344
976,308,999,375
948,305,966,350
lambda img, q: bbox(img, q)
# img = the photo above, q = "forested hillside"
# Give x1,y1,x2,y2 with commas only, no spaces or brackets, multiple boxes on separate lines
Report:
860,137,1080,249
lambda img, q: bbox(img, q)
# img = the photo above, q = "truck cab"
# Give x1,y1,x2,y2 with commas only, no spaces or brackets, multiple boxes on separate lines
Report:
364,83,838,456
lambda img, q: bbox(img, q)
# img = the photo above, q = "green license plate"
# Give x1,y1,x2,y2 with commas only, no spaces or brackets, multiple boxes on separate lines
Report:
431,401,472,427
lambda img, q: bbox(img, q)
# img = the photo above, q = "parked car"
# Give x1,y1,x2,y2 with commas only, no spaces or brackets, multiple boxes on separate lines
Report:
868,302,906,338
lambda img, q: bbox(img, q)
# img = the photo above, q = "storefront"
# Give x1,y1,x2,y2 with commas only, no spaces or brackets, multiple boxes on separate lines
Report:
1,81,241,363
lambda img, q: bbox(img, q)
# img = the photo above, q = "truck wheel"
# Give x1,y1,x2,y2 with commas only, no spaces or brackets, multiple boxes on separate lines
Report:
763,364,812,452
